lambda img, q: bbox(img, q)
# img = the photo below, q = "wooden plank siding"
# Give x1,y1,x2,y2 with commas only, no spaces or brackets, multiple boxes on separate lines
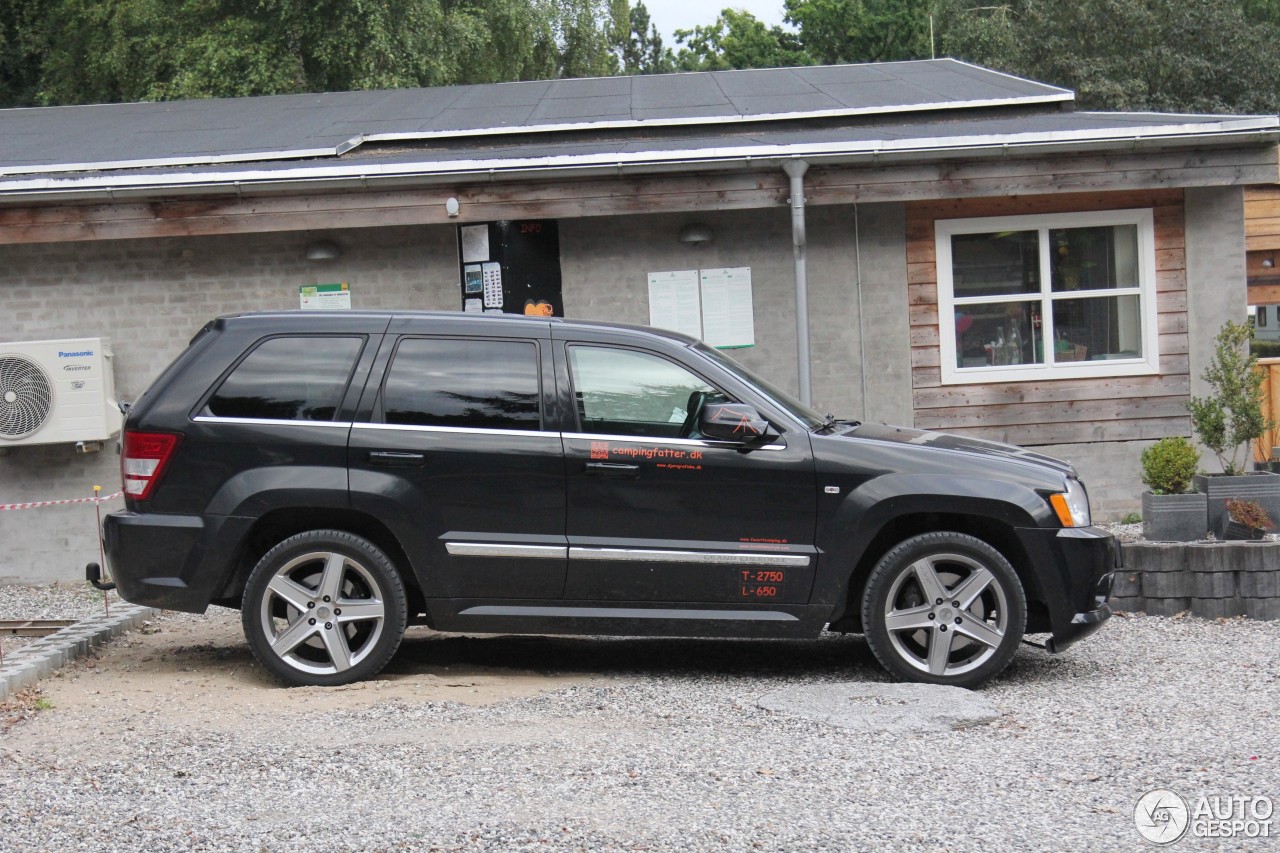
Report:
1245,185,1280,304
1258,359,1280,462
906,190,1191,446
1245,185,1280,250
0,144,1273,246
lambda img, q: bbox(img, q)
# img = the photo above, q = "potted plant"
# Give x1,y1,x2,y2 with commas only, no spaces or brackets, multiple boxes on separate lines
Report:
1188,320,1280,527
1140,436,1207,541
1218,498,1276,541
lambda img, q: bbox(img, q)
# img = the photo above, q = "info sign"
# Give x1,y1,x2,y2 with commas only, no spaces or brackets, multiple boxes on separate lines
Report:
299,283,351,310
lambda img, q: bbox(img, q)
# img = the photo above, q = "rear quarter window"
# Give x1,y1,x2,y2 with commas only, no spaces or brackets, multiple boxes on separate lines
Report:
381,337,541,430
204,336,364,421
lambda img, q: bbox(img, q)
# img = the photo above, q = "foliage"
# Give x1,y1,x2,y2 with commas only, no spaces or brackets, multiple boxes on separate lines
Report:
0,0,624,105
1251,339,1280,360
673,8,806,71
784,0,932,65
620,1,674,74
936,0,1280,113
6,0,1280,113
1188,321,1275,476
1225,498,1274,532
1140,436,1200,496
0,0,48,106
1120,512,1142,525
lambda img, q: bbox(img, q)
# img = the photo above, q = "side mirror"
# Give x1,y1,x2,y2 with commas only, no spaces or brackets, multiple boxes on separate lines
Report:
699,402,776,446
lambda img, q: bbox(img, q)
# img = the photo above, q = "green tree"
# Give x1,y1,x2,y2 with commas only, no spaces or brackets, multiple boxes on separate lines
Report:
673,8,807,71
1188,321,1275,475
621,1,674,74
0,0,49,106
784,0,931,64
4,0,630,106
936,0,1280,113
558,0,624,77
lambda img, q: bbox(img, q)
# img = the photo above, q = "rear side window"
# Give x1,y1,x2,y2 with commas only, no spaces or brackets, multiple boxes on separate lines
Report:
382,338,541,430
205,336,363,421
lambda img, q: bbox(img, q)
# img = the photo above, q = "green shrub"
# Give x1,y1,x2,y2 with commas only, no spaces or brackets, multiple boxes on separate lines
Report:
1188,321,1275,475
1140,436,1200,495
1253,339,1280,359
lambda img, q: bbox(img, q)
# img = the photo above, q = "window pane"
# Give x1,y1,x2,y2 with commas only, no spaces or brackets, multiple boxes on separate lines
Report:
955,302,1044,368
207,336,362,421
383,338,540,430
951,231,1040,297
1050,224,1139,292
570,347,719,437
1051,295,1143,362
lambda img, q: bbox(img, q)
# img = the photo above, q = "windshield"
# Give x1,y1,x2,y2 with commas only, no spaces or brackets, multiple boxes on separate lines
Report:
692,343,828,429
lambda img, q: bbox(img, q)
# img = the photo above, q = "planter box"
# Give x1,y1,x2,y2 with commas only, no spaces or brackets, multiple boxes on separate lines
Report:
1141,491,1208,541
1191,471,1280,533
1218,512,1270,540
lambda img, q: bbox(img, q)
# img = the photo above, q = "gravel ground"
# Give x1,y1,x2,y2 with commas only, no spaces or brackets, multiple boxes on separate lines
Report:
0,582,114,658
0,600,1276,852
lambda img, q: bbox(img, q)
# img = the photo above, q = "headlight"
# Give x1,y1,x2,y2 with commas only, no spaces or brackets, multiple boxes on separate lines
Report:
1049,478,1092,527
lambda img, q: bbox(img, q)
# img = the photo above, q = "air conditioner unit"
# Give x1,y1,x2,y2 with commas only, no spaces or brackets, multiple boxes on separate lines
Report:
0,337,122,447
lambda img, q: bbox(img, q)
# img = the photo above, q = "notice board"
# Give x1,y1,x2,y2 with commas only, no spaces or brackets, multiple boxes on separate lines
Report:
646,267,754,348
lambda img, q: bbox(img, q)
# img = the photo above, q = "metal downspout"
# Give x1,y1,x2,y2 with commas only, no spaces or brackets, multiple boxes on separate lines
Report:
783,159,812,405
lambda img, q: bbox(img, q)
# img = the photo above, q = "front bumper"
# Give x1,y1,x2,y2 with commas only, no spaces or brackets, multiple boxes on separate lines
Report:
1014,525,1120,653
1045,569,1114,653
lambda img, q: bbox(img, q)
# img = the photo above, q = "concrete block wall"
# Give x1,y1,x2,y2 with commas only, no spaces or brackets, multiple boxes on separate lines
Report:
1112,540,1280,620
0,225,459,583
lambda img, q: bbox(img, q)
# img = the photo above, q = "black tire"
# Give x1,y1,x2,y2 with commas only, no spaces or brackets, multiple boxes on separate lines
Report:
861,532,1025,688
241,530,408,687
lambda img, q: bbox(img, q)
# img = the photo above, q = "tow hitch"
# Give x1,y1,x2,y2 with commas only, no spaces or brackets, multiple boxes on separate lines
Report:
85,561,116,592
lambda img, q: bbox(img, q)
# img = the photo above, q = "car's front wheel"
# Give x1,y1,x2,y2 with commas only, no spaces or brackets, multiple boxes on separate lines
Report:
242,530,408,687
861,532,1025,688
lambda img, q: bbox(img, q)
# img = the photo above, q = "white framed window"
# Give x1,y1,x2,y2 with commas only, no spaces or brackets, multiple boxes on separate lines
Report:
936,209,1159,385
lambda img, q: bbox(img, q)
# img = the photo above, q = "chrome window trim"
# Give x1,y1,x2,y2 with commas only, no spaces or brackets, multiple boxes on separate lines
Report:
458,605,798,622
353,422,553,439
561,432,786,451
192,416,352,429
569,547,810,567
445,543,567,559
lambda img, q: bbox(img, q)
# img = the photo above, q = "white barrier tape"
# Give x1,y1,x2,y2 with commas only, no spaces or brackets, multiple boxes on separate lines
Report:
0,491,124,511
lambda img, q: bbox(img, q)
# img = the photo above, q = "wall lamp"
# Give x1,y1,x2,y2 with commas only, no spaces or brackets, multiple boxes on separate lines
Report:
305,239,343,262
679,223,714,245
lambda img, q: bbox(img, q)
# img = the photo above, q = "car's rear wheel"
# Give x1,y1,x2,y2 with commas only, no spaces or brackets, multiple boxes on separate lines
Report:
242,530,408,687
861,532,1025,688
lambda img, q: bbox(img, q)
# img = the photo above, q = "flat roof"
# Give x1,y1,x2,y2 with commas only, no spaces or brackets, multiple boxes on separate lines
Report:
0,60,1071,175
0,59,1274,203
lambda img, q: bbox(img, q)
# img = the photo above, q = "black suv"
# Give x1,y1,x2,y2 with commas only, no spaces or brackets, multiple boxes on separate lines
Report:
103,311,1116,688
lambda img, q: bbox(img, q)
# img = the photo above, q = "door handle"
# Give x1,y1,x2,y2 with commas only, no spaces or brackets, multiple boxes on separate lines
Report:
585,461,641,478
368,450,426,467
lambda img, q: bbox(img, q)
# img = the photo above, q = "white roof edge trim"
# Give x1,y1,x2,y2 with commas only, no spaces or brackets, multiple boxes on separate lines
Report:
944,59,1074,96
0,94,1074,178
0,145,348,178
0,119,1275,197
358,93,1076,145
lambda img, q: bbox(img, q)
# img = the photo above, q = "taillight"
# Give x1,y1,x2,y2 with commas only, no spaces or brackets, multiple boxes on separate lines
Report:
122,431,182,501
